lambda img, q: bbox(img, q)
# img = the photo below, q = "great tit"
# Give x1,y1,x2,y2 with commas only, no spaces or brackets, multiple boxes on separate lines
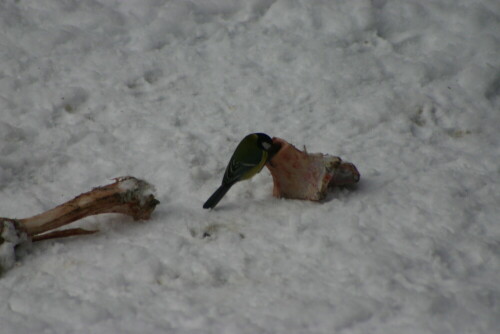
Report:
203,133,274,209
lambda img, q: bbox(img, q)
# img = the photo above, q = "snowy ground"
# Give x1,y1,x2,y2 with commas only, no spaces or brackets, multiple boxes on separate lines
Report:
1,0,500,333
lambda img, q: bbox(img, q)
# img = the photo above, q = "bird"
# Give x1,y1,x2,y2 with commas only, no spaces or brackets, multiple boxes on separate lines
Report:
203,133,274,209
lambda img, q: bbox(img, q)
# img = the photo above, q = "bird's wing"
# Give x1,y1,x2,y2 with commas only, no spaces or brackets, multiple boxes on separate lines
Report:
224,158,260,184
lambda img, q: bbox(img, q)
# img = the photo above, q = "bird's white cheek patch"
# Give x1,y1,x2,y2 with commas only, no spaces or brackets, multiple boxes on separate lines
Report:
262,142,271,150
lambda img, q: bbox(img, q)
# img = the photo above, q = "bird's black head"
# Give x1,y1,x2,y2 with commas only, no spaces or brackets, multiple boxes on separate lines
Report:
255,133,273,151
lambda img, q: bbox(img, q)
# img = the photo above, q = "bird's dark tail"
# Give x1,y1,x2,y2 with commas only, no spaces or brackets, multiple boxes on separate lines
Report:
203,183,233,209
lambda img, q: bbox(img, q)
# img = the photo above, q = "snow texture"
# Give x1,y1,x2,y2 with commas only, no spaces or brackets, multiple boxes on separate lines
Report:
0,220,29,274
1,0,499,333
0,221,19,272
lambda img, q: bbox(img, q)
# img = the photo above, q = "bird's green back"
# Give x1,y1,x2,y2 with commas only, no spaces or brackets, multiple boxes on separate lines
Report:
223,134,268,184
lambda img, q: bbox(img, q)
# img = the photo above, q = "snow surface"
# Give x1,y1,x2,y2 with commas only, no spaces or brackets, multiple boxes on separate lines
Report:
1,220,29,272
1,0,499,333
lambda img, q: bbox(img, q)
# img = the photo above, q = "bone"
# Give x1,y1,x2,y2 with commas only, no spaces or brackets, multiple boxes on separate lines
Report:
266,137,359,201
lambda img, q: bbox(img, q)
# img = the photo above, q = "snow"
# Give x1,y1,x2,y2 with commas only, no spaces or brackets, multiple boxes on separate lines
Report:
1,0,499,333
0,220,28,273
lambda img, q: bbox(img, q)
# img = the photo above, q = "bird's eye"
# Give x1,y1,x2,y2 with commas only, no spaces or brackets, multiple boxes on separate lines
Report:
262,142,271,150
